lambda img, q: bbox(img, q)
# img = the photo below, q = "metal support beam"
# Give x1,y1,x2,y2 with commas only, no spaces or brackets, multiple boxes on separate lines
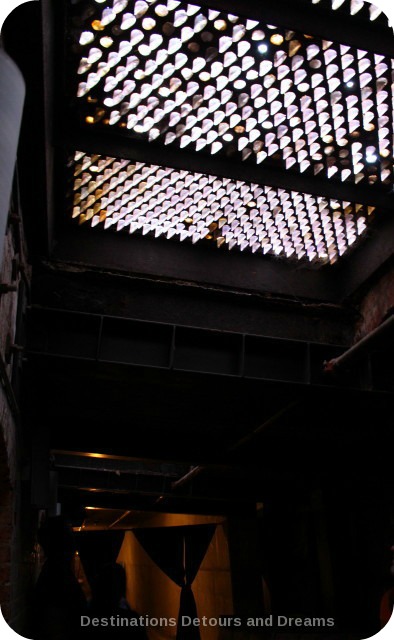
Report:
51,227,339,302
59,487,249,516
54,452,247,505
27,306,394,394
52,450,190,478
196,0,394,58
64,127,394,211
56,467,247,503
57,467,179,499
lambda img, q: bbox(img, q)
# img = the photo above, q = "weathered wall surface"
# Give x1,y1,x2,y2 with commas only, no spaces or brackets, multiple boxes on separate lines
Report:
354,261,394,341
0,219,33,634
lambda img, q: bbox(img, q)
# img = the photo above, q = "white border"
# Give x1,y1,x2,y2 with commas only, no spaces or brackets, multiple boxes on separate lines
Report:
1,1,38,34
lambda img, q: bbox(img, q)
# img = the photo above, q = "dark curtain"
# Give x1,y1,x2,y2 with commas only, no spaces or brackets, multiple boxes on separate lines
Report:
75,530,125,586
133,524,216,640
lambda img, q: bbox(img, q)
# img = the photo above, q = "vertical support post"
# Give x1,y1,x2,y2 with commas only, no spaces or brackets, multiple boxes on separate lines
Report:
227,511,264,618
311,489,335,614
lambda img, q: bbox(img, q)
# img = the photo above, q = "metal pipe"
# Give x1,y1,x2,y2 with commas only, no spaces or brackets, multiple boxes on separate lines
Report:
226,400,299,454
324,314,394,373
171,400,299,489
108,510,133,529
171,465,205,490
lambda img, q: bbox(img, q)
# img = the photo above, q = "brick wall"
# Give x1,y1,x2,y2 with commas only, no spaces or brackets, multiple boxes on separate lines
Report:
0,217,33,634
0,226,19,623
0,446,12,622
354,262,394,341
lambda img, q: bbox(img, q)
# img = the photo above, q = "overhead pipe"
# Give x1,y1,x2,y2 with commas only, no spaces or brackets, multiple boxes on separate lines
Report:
171,400,299,490
226,400,299,454
171,464,205,491
324,313,394,373
108,510,133,529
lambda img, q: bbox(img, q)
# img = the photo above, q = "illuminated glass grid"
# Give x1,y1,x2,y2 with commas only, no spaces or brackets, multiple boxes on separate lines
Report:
72,0,393,187
309,0,387,23
70,150,375,264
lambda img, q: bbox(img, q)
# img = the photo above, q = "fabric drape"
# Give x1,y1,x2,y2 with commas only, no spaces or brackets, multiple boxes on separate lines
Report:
133,524,216,639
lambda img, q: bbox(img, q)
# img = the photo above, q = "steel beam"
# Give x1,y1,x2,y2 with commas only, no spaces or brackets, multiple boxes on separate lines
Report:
56,467,248,503
59,487,249,516
26,306,394,394
52,451,190,478
196,0,394,57
52,227,338,302
64,127,394,212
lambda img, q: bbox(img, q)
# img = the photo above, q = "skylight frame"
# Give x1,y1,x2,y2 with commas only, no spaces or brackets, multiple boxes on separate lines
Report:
68,0,394,191
61,0,394,270
69,149,375,264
